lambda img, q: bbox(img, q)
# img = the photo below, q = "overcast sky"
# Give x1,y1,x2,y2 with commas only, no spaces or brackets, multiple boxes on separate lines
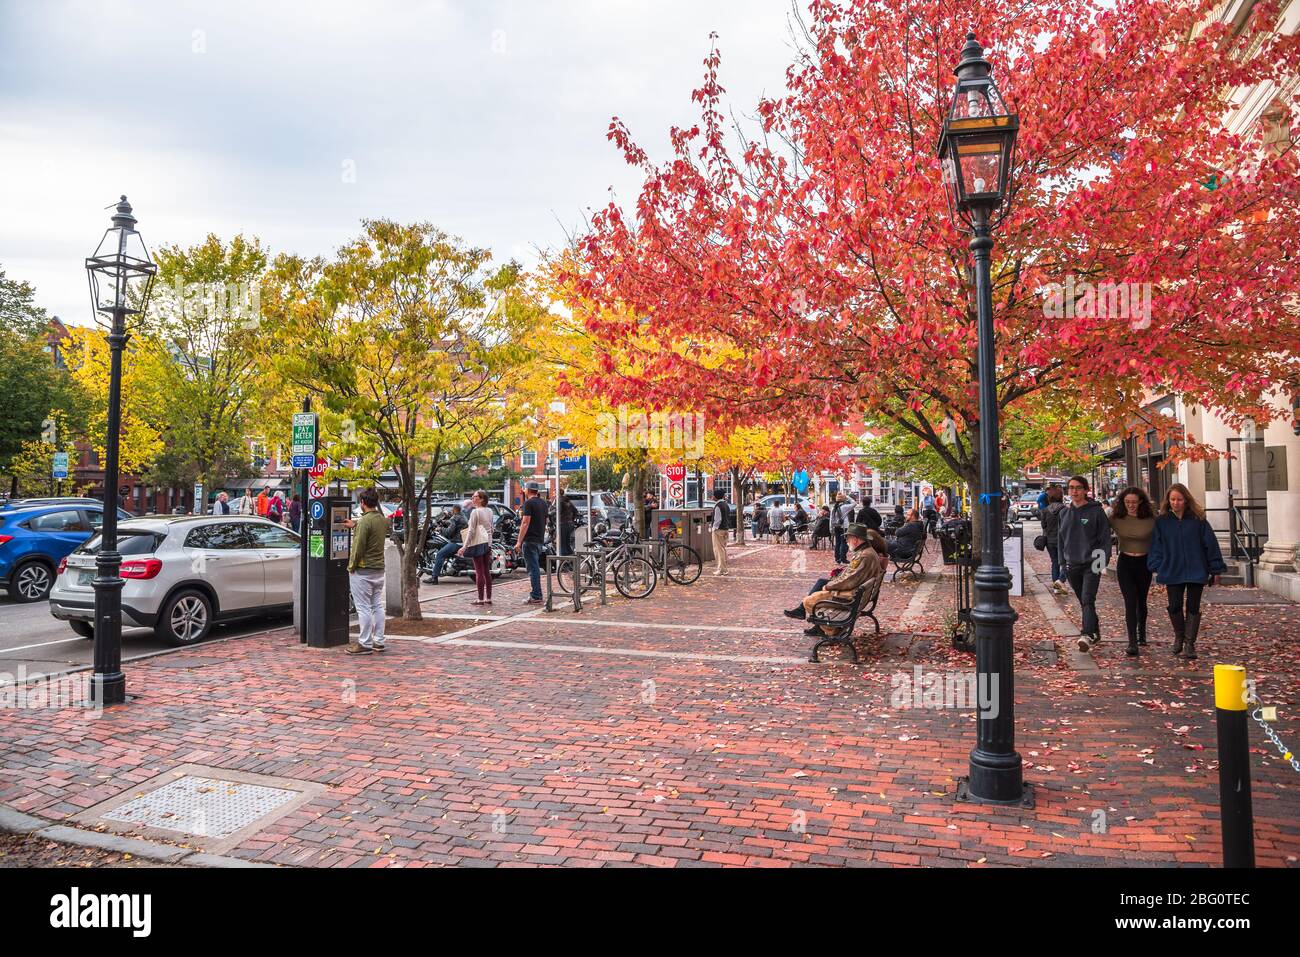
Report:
0,0,802,325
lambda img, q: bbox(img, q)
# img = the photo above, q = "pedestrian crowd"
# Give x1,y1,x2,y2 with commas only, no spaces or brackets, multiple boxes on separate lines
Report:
213,487,305,532
1039,475,1226,659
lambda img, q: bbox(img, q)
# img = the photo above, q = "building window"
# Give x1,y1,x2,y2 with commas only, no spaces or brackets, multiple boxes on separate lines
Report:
490,454,504,470
521,451,537,469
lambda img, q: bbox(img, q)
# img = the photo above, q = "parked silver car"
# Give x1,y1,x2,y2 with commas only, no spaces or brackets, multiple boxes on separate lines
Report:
49,515,300,645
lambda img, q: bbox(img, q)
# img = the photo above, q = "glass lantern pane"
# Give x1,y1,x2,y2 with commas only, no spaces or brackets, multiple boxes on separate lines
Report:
89,268,123,313
120,228,151,267
958,147,1002,196
92,226,126,260
952,81,995,119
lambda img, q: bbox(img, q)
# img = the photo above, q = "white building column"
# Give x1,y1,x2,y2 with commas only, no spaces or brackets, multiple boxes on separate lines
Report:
1259,409,1300,572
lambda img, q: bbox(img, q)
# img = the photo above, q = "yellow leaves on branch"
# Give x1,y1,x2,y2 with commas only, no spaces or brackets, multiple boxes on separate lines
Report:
61,326,168,476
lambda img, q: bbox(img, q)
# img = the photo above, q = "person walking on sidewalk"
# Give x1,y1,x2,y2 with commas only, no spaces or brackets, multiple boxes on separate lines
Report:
1040,485,1068,594
288,494,302,533
710,491,733,576
344,488,389,655
1110,485,1156,657
515,483,547,605
1058,475,1111,653
1147,483,1226,660
462,489,497,606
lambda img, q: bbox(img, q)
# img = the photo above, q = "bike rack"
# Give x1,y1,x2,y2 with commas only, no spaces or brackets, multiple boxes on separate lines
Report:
577,544,608,606
544,554,583,613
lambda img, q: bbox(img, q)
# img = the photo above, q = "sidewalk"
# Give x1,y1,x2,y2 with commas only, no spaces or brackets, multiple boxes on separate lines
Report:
0,539,1295,867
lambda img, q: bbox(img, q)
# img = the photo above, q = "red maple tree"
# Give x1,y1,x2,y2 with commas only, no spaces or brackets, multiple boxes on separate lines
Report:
569,0,1300,494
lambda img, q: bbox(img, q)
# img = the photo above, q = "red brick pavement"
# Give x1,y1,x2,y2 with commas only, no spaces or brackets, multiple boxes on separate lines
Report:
0,539,1295,867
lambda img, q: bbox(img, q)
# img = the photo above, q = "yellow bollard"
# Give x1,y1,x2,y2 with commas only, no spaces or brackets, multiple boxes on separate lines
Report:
1213,664,1254,868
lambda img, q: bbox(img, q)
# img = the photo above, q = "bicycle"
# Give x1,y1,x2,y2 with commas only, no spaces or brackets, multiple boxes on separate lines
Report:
558,527,702,598
558,528,657,599
639,526,703,585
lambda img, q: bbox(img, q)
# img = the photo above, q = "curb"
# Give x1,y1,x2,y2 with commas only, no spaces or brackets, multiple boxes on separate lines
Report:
0,803,280,868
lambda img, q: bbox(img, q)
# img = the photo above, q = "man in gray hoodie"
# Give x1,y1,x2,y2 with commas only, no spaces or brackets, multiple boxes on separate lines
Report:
1057,475,1112,652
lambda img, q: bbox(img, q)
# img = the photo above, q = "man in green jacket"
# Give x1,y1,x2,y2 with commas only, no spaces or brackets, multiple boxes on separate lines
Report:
345,488,389,655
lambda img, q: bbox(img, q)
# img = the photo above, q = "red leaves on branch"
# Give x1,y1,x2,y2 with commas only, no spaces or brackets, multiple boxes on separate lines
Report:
563,0,1300,460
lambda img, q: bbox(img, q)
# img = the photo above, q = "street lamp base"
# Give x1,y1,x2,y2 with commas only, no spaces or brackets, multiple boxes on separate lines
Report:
956,776,1034,808
89,672,127,707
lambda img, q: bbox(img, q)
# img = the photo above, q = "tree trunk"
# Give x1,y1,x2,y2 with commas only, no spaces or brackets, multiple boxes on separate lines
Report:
630,459,646,538
731,467,744,544
399,460,422,620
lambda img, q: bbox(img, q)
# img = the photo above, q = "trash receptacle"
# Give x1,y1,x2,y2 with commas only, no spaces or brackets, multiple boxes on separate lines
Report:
938,518,971,565
650,508,714,563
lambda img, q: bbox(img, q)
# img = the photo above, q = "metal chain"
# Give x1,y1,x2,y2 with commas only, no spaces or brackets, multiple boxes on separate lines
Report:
1247,697,1300,774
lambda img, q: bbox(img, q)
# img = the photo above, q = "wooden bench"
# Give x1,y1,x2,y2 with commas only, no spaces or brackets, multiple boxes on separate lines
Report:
808,567,887,663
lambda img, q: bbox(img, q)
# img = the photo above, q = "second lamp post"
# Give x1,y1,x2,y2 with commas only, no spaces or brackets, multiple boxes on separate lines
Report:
936,34,1025,804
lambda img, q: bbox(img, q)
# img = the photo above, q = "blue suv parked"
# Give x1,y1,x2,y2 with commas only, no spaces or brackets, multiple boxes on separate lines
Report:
0,504,130,602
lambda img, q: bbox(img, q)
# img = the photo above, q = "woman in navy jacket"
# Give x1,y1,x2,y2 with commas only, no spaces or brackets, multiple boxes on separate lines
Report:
1147,483,1226,660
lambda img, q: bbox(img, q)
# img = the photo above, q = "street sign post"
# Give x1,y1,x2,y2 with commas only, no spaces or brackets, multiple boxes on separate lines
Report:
194,482,204,514
295,400,319,644
558,439,586,472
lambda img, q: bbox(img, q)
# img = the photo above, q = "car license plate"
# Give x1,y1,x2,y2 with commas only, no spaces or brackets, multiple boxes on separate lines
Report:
77,571,94,586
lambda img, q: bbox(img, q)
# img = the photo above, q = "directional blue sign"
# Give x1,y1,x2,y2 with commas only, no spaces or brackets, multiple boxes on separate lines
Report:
310,499,325,522
558,438,586,472
291,453,316,469
791,470,810,493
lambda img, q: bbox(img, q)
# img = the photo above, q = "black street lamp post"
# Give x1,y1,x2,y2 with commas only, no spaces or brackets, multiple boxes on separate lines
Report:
84,196,157,707
936,35,1025,804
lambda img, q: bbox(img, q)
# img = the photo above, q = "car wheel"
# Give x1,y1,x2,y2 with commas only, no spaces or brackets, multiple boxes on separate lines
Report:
8,561,54,602
69,619,95,639
156,589,213,646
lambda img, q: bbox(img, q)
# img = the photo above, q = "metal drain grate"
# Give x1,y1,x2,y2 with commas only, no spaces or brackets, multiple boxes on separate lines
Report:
101,775,300,839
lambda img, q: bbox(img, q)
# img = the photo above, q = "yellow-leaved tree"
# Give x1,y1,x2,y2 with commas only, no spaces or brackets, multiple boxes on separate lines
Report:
259,220,544,618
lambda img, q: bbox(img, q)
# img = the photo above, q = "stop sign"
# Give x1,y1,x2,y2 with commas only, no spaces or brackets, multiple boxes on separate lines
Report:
665,463,686,483
308,457,329,480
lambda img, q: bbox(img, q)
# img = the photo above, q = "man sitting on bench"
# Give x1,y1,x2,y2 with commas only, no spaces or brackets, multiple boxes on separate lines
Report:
888,508,926,561
782,523,882,635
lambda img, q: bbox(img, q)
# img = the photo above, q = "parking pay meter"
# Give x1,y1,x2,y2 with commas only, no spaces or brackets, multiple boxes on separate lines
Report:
306,495,352,648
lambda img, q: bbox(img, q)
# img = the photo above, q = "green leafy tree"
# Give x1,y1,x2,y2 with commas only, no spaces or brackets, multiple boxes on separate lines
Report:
261,220,542,618
0,267,88,495
140,234,270,487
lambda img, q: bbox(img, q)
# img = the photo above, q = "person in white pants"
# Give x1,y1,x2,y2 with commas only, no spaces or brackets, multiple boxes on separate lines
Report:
344,489,389,654
711,493,731,576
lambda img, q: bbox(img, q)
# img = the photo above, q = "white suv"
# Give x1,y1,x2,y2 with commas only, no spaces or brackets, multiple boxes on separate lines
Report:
49,515,300,646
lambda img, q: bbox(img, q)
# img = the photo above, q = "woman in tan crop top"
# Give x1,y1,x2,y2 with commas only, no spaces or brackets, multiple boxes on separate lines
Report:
1110,486,1156,656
